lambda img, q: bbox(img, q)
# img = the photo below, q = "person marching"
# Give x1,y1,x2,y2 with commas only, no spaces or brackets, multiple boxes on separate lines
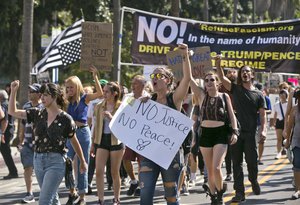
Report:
139,43,192,205
216,55,266,202
190,72,238,205
8,81,87,205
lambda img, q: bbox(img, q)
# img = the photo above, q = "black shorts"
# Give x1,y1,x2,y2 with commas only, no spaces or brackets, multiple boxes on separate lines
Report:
199,125,228,148
96,133,124,151
275,119,284,130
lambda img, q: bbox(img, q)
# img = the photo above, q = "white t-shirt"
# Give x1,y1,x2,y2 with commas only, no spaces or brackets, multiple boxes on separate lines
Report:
87,98,104,136
273,102,288,120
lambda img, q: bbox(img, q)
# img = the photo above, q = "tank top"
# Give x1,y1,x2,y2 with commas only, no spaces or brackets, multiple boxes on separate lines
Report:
291,108,300,149
201,93,226,122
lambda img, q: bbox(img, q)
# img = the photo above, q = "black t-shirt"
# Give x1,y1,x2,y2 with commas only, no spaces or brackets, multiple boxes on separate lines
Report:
231,84,266,133
26,108,76,153
1,101,14,138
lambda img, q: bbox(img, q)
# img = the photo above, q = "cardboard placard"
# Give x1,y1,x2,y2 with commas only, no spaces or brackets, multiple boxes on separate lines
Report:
80,22,113,71
166,49,184,81
190,47,212,79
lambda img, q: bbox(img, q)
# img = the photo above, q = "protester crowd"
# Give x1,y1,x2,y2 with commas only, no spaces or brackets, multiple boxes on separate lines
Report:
1,44,300,205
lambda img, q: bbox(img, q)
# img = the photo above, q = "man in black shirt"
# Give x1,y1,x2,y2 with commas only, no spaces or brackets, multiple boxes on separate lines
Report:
216,56,266,202
0,89,18,179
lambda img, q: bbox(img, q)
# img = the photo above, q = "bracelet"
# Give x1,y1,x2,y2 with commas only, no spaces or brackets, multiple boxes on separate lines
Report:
232,128,240,136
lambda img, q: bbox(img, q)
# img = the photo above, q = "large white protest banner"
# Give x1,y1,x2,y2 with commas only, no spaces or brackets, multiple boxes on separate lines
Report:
109,97,194,169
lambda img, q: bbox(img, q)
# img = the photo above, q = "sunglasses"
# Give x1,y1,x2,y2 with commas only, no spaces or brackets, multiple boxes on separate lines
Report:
150,73,167,80
204,78,216,83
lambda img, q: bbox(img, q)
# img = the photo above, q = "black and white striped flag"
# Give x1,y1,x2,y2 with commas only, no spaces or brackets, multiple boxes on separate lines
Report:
32,19,84,74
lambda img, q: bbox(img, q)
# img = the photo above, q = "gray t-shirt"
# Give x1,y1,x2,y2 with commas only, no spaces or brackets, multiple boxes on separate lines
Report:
231,83,266,133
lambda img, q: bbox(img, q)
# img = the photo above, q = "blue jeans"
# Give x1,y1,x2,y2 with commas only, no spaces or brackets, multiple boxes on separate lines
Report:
292,146,300,171
66,126,91,194
139,151,183,205
34,152,65,205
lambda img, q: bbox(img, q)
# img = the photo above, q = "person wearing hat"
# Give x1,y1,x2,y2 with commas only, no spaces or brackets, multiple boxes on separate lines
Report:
18,83,43,203
272,88,289,160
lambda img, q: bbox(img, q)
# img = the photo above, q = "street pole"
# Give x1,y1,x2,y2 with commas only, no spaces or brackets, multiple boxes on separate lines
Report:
113,0,120,82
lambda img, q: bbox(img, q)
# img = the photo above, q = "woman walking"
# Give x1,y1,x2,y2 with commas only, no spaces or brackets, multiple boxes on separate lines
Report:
65,66,103,205
92,81,124,205
8,81,87,205
191,72,238,205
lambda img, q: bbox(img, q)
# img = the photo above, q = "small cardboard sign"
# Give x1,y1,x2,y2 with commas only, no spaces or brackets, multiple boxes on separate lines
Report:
166,49,184,81
190,47,212,79
80,22,113,71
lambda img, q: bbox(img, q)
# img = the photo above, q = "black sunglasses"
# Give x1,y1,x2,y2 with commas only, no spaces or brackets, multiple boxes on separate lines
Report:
204,78,216,83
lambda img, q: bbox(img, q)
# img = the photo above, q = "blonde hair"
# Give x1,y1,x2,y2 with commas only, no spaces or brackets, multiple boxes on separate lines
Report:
65,76,84,103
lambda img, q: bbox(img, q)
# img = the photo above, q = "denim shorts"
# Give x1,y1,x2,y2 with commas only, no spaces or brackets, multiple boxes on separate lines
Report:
292,146,300,171
20,145,34,168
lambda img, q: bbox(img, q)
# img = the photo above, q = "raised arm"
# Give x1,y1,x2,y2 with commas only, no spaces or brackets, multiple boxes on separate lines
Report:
215,55,232,91
190,78,205,105
8,80,27,119
85,65,103,104
173,43,192,110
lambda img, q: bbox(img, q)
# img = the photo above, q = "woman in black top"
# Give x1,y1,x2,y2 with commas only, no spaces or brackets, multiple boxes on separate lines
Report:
190,72,238,205
9,80,87,205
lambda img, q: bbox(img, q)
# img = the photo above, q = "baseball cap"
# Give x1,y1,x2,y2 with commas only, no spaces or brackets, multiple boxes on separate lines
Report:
99,79,108,85
28,83,41,92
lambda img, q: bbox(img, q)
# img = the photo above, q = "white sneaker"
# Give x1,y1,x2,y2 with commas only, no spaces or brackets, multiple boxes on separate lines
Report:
188,180,196,188
275,152,282,159
22,193,35,203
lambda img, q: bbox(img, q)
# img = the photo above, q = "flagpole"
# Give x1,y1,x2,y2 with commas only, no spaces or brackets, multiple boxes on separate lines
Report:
117,6,125,83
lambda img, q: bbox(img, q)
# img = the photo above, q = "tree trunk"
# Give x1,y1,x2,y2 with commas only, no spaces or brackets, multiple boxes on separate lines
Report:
268,0,286,20
232,0,238,23
255,0,271,21
203,0,209,21
20,0,34,106
171,0,180,17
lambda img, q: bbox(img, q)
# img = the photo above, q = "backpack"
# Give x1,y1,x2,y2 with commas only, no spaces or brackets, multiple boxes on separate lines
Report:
151,92,193,155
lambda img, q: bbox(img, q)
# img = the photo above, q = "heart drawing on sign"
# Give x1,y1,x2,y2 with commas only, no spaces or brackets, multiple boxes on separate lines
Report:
136,138,151,151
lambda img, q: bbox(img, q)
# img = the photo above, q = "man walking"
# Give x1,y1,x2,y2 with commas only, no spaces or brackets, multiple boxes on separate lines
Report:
18,83,43,203
216,56,267,202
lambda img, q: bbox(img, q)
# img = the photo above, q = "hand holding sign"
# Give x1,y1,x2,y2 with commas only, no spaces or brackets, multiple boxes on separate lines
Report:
109,97,194,169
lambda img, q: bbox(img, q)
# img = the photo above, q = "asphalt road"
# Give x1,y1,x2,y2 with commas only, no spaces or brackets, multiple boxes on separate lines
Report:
0,128,299,205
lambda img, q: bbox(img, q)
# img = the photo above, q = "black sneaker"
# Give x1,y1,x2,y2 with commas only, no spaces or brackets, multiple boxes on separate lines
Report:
231,193,245,202
87,185,93,195
251,181,261,195
134,188,141,197
66,193,79,205
3,173,18,180
127,183,138,196
224,174,232,181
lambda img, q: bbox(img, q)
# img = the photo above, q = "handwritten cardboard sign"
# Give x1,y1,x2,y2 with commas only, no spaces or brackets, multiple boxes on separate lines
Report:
190,46,212,79
80,22,113,71
166,49,184,81
109,97,194,169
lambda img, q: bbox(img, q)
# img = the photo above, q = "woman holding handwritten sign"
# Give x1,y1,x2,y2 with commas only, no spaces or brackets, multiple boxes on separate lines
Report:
92,82,124,205
190,72,238,205
139,43,192,205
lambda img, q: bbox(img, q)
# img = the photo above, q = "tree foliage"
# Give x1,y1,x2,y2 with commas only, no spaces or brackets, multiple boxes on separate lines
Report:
1,0,300,87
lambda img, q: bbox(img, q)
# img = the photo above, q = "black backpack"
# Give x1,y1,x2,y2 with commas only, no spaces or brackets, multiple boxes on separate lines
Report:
151,92,193,155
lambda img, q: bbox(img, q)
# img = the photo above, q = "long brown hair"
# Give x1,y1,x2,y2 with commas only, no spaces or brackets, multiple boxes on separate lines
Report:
237,65,255,85
40,83,67,110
